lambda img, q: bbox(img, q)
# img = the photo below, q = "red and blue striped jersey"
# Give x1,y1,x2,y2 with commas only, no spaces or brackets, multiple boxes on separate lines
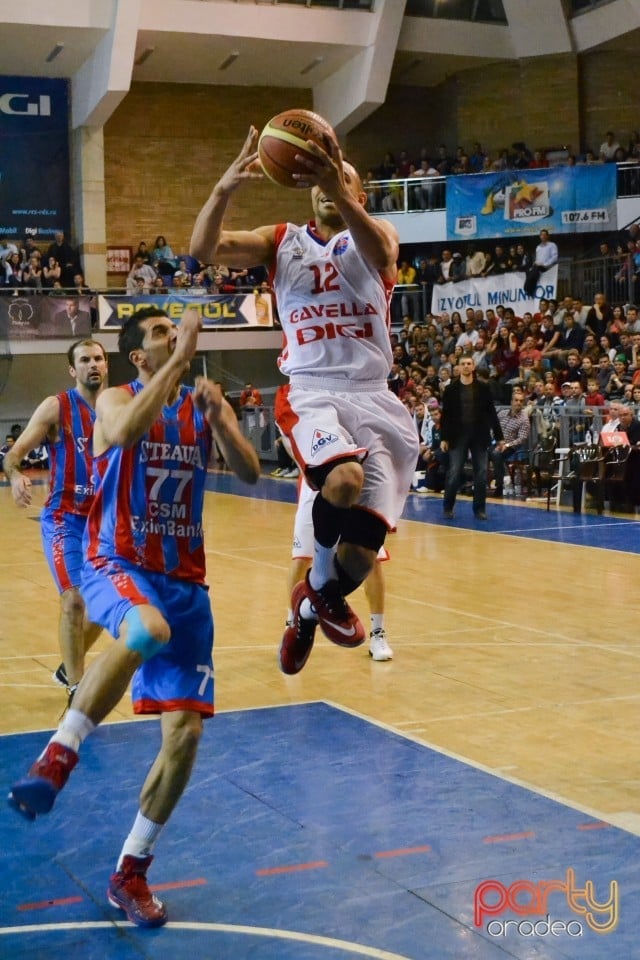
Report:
45,389,97,519
85,382,213,582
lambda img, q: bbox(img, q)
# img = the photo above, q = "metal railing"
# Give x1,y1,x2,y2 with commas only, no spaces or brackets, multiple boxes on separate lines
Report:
365,161,640,216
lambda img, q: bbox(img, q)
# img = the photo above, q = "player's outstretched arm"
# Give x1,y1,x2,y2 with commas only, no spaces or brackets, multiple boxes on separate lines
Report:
4,396,59,507
96,309,202,453
194,378,260,485
190,126,275,270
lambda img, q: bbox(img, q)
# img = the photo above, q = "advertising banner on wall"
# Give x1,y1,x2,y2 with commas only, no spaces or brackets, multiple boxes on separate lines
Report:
430,265,558,316
0,295,92,340
98,292,274,329
446,165,617,241
0,76,70,240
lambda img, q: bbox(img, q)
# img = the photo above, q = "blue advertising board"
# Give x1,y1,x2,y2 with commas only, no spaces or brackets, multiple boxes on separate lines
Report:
446,164,617,241
0,76,70,240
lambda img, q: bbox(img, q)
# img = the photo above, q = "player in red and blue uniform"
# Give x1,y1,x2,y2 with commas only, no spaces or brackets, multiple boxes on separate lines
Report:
3,339,108,696
9,306,260,929
191,127,418,675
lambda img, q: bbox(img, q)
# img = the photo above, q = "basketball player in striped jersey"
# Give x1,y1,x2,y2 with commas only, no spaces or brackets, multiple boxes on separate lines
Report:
9,306,260,928
3,338,108,699
191,126,418,674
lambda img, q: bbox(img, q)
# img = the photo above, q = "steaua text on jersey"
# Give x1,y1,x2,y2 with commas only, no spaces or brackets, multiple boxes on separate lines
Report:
44,389,97,518
84,382,212,583
271,222,395,382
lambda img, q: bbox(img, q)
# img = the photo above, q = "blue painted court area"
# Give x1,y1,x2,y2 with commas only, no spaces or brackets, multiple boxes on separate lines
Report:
207,470,640,555
0,703,636,959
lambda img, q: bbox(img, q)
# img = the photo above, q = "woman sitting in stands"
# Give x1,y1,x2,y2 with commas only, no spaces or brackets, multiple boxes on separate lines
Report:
151,235,178,274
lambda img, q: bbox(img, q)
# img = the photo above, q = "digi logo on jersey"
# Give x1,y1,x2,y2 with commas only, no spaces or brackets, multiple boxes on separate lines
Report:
296,320,374,345
311,429,339,457
333,236,349,255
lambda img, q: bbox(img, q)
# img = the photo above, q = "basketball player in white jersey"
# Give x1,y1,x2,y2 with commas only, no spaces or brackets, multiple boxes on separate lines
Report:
191,126,418,674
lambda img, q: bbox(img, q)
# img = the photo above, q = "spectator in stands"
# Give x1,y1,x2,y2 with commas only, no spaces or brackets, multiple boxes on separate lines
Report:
599,131,621,162
438,249,454,283
585,377,606,410
529,149,549,169
450,252,466,283
586,292,613,340
469,143,486,174
47,231,80,287
465,244,485,278
0,234,19,266
22,253,43,291
151,235,177,274
4,251,23,288
435,145,453,176
126,254,157,295
524,229,558,297
43,256,62,289
411,159,440,211
381,172,403,212
487,325,520,402
606,357,631,399
363,170,382,213
134,241,151,263
239,383,263,408
488,390,530,497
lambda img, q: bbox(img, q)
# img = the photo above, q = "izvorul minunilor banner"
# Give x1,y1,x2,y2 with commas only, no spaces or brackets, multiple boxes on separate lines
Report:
0,76,70,240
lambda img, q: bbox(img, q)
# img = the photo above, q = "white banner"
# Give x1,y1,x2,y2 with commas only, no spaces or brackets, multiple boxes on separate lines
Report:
430,265,558,316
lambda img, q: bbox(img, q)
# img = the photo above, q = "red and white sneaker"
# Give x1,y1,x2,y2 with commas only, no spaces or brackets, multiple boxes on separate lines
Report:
8,742,78,820
279,580,317,675
107,854,168,928
304,572,365,648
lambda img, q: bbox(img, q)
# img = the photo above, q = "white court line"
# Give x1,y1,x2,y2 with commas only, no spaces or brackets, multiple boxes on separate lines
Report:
0,920,416,959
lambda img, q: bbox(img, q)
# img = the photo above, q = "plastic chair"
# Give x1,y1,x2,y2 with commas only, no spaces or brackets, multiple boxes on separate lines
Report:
603,443,631,507
569,443,606,514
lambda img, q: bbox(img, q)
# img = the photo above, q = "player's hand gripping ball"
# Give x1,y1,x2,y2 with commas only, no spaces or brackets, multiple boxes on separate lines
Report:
258,109,337,188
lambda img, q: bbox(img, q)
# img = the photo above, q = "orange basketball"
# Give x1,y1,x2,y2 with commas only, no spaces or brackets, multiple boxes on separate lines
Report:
258,109,337,189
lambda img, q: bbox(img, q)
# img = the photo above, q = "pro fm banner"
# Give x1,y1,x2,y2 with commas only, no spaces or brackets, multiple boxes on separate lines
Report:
0,77,70,240
98,292,274,329
447,165,617,241
430,265,558,316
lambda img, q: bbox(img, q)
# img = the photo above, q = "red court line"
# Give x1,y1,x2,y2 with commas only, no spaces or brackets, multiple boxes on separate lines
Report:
577,821,610,831
374,845,432,859
256,860,328,876
483,831,536,843
150,878,207,892
18,896,83,912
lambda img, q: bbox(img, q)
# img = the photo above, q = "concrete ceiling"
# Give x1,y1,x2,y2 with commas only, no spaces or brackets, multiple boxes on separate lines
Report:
1,0,639,132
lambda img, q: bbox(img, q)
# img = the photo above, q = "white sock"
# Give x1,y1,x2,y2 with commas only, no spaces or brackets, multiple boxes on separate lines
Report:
370,614,384,633
309,542,336,591
49,709,96,754
117,812,164,870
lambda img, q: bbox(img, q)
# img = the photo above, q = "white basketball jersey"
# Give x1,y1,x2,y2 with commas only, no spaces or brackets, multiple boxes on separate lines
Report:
273,222,394,381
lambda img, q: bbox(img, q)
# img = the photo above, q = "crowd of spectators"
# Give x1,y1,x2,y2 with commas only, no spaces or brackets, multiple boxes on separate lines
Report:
124,236,268,296
365,131,640,213
0,232,84,292
388,284,640,505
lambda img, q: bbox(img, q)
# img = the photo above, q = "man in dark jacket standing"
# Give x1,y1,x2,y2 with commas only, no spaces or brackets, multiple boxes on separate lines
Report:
440,357,504,519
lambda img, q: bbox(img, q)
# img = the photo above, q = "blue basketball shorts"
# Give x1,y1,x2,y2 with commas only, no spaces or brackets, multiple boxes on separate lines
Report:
40,509,87,594
81,558,214,717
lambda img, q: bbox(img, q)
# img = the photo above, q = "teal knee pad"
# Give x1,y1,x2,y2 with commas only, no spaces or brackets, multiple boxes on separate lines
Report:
123,606,165,661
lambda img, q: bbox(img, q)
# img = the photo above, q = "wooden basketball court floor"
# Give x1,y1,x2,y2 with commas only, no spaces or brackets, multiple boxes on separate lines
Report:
1,470,639,958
